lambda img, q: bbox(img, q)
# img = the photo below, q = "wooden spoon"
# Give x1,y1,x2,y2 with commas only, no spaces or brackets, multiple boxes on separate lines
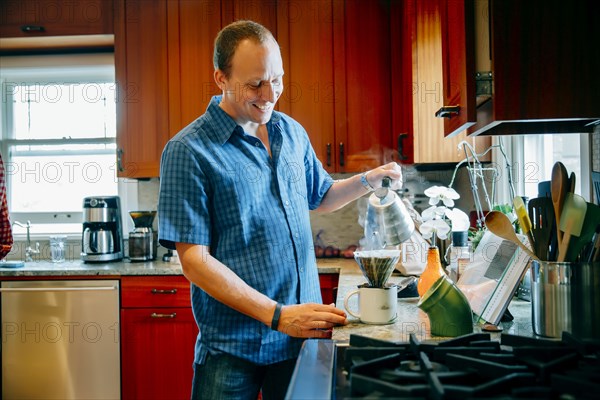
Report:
551,162,568,245
485,211,540,261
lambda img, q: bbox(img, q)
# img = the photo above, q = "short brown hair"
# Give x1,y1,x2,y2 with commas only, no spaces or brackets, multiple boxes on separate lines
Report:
213,20,275,78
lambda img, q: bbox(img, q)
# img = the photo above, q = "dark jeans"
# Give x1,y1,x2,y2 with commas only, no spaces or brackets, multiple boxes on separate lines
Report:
191,352,297,400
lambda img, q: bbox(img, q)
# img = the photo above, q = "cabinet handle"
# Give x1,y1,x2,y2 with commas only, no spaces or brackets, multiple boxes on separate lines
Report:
151,288,178,294
117,148,124,172
397,134,408,161
326,143,331,167
21,25,45,33
150,312,177,319
339,142,345,167
435,105,461,119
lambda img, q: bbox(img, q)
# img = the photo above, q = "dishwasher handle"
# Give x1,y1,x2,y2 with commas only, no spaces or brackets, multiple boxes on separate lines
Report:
0,286,117,292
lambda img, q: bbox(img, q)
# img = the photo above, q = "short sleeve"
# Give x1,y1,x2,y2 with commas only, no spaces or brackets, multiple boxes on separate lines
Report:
158,140,212,249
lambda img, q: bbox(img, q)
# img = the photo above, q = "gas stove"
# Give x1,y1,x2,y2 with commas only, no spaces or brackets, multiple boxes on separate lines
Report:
285,333,600,399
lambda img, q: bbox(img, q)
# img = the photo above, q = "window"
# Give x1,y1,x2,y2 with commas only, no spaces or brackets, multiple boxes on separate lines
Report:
522,134,588,200
1,54,122,235
493,133,590,205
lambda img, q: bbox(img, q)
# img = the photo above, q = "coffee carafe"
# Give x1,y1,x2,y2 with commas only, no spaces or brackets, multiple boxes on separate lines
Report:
365,176,415,248
81,196,124,262
128,211,157,261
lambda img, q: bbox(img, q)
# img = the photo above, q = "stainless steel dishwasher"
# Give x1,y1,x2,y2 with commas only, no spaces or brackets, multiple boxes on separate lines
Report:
1,280,120,399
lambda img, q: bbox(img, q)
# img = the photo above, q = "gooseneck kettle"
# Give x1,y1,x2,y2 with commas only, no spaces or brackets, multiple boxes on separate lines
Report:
364,176,415,247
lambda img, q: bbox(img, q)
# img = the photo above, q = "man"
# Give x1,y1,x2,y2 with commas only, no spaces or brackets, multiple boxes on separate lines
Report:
158,20,402,399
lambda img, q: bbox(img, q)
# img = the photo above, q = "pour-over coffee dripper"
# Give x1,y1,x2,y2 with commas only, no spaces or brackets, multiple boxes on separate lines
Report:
129,211,157,228
128,211,157,261
353,250,400,288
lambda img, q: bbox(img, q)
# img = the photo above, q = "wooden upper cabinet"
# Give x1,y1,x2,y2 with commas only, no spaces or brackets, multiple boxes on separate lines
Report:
394,0,490,163
168,0,222,133
438,0,476,138
335,0,393,172
0,0,113,37
277,0,337,171
114,0,171,178
481,0,600,135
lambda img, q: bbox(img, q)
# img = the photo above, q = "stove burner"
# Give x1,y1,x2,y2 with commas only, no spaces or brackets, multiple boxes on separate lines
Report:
344,332,600,399
399,359,448,373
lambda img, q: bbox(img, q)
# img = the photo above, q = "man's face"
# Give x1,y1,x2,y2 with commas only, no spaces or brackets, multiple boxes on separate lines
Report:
215,38,284,128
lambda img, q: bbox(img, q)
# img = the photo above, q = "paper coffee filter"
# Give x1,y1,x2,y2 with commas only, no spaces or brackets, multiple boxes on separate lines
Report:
354,249,400,287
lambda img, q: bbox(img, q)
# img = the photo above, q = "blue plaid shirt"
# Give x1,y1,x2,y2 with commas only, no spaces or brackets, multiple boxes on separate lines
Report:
158,96,334,365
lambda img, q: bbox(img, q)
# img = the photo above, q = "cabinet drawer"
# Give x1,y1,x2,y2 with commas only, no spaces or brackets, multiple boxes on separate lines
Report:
121,276,191,308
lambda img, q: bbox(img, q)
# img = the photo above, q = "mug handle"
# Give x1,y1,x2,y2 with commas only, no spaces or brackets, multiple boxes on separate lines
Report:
343,289,361,319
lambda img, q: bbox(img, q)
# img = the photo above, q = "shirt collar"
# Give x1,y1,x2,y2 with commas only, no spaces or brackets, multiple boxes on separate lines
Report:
205,95,282,146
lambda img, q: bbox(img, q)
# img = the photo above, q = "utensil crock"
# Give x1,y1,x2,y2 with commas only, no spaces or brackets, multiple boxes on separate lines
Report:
531,260,600,339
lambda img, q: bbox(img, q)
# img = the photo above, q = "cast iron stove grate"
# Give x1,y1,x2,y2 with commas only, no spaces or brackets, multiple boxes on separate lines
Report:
345,332,599,399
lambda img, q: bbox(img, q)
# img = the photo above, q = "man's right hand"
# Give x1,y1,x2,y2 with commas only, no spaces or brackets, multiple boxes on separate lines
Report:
275,303,348,338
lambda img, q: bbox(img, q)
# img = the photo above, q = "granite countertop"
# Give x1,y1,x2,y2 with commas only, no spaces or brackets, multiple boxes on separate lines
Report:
332,259,534,343
0,259,185,277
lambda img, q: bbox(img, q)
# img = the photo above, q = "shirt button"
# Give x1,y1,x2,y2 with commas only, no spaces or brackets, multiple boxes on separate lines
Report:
285,201,290,206
299,267,304,273
254,142,261,147
295,233,299,238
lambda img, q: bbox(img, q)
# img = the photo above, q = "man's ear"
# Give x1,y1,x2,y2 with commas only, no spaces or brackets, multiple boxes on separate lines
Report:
214,69,226,91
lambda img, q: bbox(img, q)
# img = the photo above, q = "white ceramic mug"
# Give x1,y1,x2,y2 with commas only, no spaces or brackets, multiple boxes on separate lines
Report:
343,285,398,325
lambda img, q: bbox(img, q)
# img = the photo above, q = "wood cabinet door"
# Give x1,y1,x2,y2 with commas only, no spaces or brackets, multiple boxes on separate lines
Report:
121,307,198,400
334,0,393,172
168,0,222,134
492,0,600,122
276,0,337,172
439,0,476,138
114,0,171,178
0,0,113,38
403,0,489,163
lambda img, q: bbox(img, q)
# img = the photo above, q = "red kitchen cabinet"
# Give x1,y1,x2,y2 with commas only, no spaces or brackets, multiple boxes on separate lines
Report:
121,276,198,400
319,273,339,305
114,0,173,178
0,0,114,38
278,0,393,173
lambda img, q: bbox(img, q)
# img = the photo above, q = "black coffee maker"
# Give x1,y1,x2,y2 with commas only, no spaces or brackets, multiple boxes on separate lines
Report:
81,196,124,262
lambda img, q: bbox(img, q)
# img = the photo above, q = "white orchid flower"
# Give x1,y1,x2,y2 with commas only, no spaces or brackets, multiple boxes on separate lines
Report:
444,207,470,231
422,205,447,221
424,186,460,207
420,219,451,240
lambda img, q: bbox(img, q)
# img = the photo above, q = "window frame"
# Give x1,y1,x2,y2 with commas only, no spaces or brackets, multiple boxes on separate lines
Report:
0,54,136,238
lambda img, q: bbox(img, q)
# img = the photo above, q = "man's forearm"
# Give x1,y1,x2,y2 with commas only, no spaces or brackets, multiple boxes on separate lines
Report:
316,162,403,214
316,173,370,213
176,242,277,326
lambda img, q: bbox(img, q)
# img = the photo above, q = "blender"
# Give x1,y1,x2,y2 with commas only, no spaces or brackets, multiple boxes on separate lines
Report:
128,211,157,261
